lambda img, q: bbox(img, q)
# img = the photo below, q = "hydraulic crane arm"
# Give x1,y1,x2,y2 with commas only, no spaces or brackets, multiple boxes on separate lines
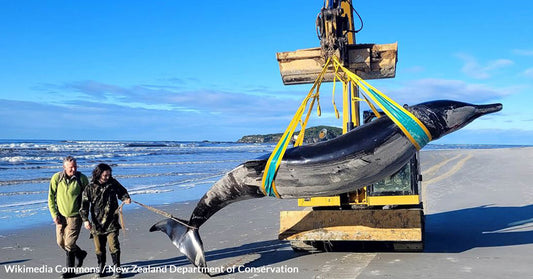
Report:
276,0,397,85
316,0,359,63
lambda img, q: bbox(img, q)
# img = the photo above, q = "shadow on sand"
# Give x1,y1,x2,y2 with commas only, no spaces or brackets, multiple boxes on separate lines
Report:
124,239,303,277
123,204,533,276
0,259,30,266
425,204,533,252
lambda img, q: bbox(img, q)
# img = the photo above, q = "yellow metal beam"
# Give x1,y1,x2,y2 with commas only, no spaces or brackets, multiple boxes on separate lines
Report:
341,0,356,45
342,82,350,134
367,195,421,206
298,196,341,207
276,43,398,85
279,209,424,241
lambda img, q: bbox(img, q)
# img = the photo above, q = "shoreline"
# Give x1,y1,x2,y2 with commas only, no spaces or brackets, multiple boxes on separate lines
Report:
2,147,533,278
1,145,530,234
0,144,533,235
2,146,531,238
0,199,206,237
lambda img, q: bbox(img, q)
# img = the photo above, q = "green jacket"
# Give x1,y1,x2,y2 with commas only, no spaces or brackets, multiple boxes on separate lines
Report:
80,178,130,234
48,171,89,219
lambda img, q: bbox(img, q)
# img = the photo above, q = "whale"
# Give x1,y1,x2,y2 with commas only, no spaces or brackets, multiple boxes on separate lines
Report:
150,100,502,269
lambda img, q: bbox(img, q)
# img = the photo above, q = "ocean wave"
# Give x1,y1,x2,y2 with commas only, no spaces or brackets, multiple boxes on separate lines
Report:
0,156,32,164
115,159,241,168
0,167,227,187
0,178,50,186
116,172,211,179
62,140,122,144
0,170,219,187
0,142,48,149
0,199,47,208
176,180,217,189
0,190,47,196
0,152,154,166
125,143,169,147
0,149,253,165
0,140,271,231
0,147,48,152
126,172,223,192
4,158,242,170
0,140,269,168
0,156,65,164
129,189,173,195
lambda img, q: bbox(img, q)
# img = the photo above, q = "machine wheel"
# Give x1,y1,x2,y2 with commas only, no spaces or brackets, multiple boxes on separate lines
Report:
392,241,424,252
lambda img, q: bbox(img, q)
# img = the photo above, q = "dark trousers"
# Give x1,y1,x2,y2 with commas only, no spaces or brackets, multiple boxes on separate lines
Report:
93,231,120,255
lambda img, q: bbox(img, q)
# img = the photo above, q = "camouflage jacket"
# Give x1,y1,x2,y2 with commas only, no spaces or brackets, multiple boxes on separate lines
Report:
80,178,130,235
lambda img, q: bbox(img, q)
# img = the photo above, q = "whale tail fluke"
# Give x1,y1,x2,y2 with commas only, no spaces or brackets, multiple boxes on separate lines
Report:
149,219,207,269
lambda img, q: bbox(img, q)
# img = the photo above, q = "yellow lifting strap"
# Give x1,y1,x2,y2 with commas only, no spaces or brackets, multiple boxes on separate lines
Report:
260,56,432,198
329,56,432,149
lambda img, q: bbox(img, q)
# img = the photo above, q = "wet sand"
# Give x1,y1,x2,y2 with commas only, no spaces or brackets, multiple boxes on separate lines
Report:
1,147,533,278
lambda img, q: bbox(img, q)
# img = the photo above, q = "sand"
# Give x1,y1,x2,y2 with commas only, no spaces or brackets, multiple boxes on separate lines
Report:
1,147,533,278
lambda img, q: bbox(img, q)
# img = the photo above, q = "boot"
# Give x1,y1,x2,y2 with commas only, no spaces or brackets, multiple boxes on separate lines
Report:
61,251,76,278
95,253,106,278
111,252,121,278
75,249,87,267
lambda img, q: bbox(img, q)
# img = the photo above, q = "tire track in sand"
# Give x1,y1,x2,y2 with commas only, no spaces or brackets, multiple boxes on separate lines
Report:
422,153,463,178
423,153,473,186
421,152,473,201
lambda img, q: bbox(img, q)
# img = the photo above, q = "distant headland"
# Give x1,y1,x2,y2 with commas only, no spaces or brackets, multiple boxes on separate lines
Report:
237,125,342,144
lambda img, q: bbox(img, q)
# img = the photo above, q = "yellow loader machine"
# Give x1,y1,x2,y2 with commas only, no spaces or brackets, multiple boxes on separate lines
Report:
276,0,424,252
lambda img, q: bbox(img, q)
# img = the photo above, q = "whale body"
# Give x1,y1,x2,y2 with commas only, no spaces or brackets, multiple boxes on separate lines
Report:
150,100,502,269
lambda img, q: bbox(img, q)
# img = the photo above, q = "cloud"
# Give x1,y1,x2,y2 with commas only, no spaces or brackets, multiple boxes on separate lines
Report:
6,75,521,141
4,96,526,144
0,98,269,141
33,80,302,119
512,49,533,56
384,78,512,105
523,68,533,79
40,77,515,124
2,79,311,140
455,53,513,79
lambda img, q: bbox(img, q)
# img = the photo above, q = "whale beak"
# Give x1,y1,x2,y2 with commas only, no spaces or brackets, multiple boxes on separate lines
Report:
475,103,503,116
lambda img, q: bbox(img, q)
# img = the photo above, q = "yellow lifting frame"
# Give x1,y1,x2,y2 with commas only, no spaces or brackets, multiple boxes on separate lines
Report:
297,0,358,207
295,0,420,207
279,1,424,249
265,1,422,207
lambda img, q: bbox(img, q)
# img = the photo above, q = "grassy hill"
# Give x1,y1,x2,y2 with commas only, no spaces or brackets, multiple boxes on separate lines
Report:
237,125,342,144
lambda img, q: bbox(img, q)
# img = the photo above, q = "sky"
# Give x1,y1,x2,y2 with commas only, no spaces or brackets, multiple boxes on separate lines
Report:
1,1,532,144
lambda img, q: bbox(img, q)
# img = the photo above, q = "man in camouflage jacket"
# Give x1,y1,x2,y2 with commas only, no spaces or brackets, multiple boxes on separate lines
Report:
80,163,130,278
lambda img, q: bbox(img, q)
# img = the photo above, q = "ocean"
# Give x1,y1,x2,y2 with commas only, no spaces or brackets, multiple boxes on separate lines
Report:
0,139,528,233
0,140,275,233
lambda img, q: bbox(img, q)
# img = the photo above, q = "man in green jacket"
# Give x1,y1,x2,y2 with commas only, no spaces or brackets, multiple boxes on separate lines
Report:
48,156,89,279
